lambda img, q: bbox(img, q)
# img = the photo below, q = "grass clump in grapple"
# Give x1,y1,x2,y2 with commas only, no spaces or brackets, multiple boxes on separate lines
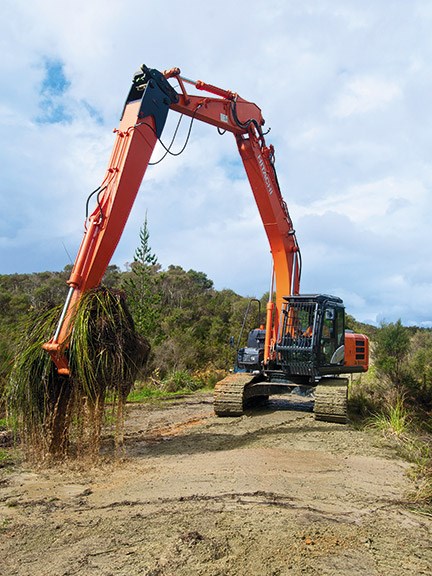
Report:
69,288,150,456
8,288,149,461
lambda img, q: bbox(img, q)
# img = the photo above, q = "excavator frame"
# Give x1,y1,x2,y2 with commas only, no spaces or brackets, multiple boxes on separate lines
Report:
43,64,368,422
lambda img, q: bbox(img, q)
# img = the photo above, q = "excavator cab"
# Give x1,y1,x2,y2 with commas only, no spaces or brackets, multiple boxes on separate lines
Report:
275,294,368,381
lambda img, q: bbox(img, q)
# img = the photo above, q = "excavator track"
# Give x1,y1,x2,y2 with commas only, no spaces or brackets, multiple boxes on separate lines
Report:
313,378,348,424
215,374,349,422
214,373,256,416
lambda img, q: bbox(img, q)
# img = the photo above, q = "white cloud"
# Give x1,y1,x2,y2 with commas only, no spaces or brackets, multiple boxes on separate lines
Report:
1,0,432,326
331,76,402,118
298,176,427,231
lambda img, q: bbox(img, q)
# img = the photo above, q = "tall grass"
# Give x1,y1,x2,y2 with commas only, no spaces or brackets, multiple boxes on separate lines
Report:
367,393,432,512
371,394,411,437
8,306,66,457
8,288,149,461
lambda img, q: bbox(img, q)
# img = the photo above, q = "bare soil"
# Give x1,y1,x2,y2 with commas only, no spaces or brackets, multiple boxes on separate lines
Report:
1,392,431,575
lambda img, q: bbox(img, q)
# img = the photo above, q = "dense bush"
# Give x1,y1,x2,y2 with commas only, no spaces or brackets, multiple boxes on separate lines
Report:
0,262,255,407
350,320,432,425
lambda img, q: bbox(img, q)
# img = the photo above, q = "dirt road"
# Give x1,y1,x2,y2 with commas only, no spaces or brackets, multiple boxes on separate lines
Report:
1,392,431,575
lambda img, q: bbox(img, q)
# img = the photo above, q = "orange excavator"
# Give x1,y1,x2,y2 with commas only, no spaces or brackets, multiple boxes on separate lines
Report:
44,65,369,422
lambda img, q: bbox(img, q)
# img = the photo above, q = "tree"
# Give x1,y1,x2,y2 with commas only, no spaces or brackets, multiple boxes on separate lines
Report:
374,319,410,387
133,212,158,267
123,215,162,344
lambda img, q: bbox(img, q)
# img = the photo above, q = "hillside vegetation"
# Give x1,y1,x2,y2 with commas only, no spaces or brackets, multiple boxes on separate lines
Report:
0,263,260,398
0,221,431,504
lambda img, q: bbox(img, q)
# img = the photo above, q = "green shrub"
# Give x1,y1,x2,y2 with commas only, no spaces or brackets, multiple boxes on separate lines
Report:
161,370,203,393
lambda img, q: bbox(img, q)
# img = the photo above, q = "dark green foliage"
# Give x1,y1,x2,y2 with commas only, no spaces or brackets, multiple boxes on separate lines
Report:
123,262,162,344
161,369,203,393
122,217,162,345
407,330,432,408
103,265,123,289
133,213,158,267
351,320,432,425
374,319,411,387
150,267,245,375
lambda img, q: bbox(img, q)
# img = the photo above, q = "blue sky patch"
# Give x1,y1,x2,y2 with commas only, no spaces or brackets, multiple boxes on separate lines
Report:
36,59,72,124
81,100,104,125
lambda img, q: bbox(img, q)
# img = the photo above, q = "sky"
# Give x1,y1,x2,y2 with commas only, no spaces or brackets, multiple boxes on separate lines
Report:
1,0,432,327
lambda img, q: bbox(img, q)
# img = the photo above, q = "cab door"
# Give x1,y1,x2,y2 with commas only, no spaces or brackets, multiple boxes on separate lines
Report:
319,306,345,365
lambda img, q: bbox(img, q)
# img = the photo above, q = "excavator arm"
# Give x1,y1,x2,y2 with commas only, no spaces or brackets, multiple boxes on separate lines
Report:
44,65,300,373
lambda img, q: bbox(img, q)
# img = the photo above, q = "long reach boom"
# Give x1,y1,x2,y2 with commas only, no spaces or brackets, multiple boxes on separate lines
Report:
44,65,301,374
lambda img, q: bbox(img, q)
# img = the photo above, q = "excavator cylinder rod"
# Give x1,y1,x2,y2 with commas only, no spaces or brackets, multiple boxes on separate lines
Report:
164,67,237,101
195,80,236,101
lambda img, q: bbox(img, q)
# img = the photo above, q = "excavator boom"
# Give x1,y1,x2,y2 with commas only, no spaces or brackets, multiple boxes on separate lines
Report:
44,65,300,373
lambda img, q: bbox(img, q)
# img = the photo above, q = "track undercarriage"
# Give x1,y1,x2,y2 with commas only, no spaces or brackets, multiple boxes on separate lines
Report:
214,373,349,423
